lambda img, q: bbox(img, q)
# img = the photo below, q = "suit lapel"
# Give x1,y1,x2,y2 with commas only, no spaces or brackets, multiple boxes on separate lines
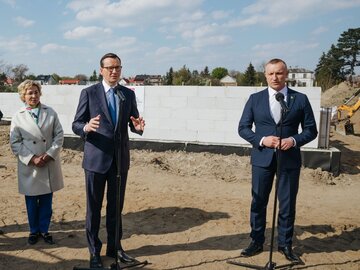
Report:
287,89,296,111
97,84,114,126
37,104,47,129
22,109,43,138
262,88,275,123
280,88,296,122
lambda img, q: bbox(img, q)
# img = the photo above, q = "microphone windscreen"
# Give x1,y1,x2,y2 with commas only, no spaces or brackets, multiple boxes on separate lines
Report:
275,92,284,101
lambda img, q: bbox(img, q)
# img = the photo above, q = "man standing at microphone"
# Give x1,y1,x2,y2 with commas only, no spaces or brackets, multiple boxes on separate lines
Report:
238,58,317,263
72,53,145,268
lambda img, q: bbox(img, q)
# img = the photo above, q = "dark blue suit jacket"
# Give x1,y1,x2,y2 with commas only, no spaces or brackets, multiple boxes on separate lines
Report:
238,88,318,169
72,83,142,174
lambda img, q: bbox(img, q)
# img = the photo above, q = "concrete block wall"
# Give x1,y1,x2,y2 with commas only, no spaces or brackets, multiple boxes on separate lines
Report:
141,86,320,148
0,85,321,148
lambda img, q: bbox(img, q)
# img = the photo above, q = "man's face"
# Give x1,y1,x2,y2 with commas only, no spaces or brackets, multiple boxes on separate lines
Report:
265,62,288,91
100,57,122,87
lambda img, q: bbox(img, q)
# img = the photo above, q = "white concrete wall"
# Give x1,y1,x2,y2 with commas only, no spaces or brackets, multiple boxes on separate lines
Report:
0,85,321,148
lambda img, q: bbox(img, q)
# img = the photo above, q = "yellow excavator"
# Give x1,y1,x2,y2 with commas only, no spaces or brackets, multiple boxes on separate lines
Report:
335,89,360,134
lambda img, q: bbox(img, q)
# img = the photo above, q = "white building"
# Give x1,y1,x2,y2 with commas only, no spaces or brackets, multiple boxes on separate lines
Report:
220,75,237,86
287,67,314,87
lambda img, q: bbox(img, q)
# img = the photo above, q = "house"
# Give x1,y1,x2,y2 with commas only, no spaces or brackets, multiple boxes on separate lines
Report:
119,78,130,86
130,74,163,86
133,75,148,85
287,67,314,87
59,79,80,85
220,75,237,86
147,75,163,85
35,75,56,85
4,77,14,86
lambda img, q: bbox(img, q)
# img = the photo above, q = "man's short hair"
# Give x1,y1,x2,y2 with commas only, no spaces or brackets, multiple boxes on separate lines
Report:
100,53,121,67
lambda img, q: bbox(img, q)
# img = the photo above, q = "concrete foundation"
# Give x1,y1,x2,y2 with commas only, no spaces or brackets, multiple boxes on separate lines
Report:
63,136,341,176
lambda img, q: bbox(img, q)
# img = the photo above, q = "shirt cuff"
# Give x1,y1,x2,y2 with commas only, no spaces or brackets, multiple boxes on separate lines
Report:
259,136,265,147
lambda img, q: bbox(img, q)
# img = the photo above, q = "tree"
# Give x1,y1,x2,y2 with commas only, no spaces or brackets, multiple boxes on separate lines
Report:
255,71,266,86
52,73,61,83
0,72,14,92
25,74,36,80
211,67,228,80
229,70,240,78
12,64,28,82
89,70,98,82
315,28,360,90
242,62,256,86
0,72,6,84
75,74,88,82
337,28,360,76
315,45,345,91
201,66,210,77
210,78,221,86
188,69,207,85
173,65,191,85
164,67,173,85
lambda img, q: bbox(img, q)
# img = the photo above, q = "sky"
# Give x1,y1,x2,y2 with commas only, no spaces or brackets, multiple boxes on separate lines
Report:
0,0,359,78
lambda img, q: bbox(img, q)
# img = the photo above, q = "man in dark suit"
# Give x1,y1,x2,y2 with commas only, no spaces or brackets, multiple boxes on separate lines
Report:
238,58,317,263
72,53,145,268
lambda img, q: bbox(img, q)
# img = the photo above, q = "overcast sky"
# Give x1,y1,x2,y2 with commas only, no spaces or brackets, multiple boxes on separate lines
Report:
0,0,359,78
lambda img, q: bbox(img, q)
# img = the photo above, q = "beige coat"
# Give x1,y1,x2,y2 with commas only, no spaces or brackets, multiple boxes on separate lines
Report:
10,104,64,196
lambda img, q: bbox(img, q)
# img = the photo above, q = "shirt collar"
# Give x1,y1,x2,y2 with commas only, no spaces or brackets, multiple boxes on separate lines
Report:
102,80,117,93
24,103,41,110
268,86,288,98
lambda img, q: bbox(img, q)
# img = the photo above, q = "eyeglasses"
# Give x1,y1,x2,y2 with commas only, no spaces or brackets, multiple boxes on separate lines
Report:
102,65,122,72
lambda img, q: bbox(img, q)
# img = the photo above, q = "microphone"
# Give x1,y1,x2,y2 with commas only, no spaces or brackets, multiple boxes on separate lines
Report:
115,86,126,102
275,92,289,112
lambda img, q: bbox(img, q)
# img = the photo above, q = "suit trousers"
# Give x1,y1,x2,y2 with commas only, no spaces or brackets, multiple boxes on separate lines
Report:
84,159,128,255
25,193,53,234
250,153,300,247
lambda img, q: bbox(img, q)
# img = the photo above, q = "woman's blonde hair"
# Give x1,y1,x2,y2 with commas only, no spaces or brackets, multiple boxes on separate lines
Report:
17,80,42,102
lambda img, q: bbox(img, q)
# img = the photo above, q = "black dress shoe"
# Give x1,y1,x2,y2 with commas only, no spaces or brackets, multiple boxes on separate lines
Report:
28,233,39,245
278,246,301,263
90,254,103,268
241,241,263,257
118,249,136,264
106,249,136,264
41,233,54,245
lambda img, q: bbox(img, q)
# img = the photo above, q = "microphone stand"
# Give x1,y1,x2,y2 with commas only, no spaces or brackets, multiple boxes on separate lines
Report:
110,88,148,270
112,91,125,270
227,107,297,270
74,88,148,270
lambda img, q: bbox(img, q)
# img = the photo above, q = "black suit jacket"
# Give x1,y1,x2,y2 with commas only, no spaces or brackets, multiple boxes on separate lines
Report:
72,83,142,174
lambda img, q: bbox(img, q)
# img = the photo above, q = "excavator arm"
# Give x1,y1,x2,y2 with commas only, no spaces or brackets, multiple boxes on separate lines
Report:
334,89,360,135
337,88,360,120
337,98,360,120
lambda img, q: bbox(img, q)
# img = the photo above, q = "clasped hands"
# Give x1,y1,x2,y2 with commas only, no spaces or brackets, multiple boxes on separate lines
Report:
263,136,294,151
30,153,53,167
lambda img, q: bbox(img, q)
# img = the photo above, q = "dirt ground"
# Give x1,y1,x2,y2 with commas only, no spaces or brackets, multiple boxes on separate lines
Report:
0,84,359,270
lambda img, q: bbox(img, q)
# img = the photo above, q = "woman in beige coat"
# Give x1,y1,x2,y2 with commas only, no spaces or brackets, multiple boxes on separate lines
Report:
10,80,64,245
